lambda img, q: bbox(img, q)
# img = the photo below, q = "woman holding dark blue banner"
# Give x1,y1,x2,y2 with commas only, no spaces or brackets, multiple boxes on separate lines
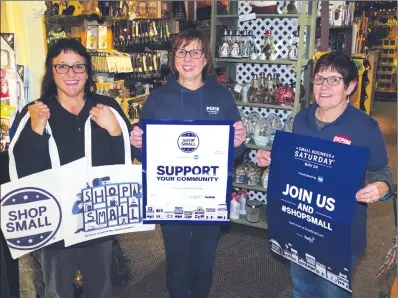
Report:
257,52,393,297
11,39,133,298
130,28,246,298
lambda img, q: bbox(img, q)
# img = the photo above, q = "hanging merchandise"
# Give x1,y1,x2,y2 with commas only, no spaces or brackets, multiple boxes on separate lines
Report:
0,34,17,107
172,1,187,19
16,65,26,112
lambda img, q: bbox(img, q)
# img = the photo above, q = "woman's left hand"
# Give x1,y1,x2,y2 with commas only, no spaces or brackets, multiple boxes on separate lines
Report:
356,181,389,204
233,121,246,148
89,104,121,136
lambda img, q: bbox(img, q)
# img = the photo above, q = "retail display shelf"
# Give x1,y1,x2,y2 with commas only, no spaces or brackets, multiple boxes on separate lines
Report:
234,101,292,110
46,15,113,27
126,94,148,102
230,208,268,229
232,182,266,192
377,70,396,75
244,143,271,151
214,58,297,65
375,88,398,93
329,25,352,29
216,14,300,19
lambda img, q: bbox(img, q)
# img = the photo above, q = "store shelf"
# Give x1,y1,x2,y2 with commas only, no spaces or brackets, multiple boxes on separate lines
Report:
375,88,397,93
245,143,271,151
126,94,148,102
329,25,352,29
214,58,297,65
232,182,267,192
377,70,396,75
230,207,268,230
234,101,293,110
46,15,113,27
216,14,300,19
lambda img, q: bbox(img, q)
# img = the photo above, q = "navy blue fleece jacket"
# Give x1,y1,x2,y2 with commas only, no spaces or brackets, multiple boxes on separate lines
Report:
133,74,244,161
293,103,389,256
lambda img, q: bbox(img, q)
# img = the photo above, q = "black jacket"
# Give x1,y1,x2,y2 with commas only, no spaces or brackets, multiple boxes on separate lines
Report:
12,93,134,249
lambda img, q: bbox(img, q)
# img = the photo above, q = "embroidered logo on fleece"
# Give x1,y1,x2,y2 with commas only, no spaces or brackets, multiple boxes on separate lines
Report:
206,106,219,115
333,135,352,145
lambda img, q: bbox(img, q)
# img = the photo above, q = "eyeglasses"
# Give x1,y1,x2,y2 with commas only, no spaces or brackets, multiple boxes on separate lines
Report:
53,64,87,74
175,49,204,59
311,75,344,86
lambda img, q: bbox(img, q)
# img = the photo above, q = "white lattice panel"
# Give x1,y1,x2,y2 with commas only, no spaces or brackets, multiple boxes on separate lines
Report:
236,1,308,85
236,63,296,85
232,1,309,204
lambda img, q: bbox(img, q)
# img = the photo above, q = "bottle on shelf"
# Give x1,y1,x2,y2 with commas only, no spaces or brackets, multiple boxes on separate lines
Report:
239,189,248,216
230,193,240,220
248,74,261,103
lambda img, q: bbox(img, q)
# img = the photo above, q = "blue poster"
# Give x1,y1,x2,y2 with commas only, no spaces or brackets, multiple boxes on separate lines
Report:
141,120,234,224
267,131,369,292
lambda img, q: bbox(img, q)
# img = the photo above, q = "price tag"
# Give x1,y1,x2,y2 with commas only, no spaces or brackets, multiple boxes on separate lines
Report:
234,84,242,93
239,13,256,22
115,56,125,73
106,56,117,73
124,56,133,73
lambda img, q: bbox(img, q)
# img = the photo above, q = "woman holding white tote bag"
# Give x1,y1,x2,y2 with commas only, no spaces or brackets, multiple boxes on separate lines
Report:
11,38,134,298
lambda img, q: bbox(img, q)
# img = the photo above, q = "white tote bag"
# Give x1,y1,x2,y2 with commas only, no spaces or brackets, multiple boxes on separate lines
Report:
1,113,64,259
61,107,154,247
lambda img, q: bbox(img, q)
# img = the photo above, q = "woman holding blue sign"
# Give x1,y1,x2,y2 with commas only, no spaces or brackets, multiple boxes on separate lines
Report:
257,52,393,297
130,28,246,298
11,39,133,298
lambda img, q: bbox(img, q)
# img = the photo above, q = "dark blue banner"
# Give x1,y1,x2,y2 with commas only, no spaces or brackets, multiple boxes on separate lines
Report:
267,131,369,292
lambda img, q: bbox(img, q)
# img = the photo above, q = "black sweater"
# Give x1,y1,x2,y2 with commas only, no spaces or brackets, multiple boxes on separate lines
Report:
12,93,134,249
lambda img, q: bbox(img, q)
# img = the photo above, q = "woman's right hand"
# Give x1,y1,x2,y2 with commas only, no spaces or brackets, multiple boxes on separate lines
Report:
28,101,50,135
130,126,143,149
256,150,271,167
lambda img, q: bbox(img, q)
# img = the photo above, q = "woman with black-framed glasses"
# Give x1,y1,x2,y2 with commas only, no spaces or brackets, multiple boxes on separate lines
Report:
12,38,135,298
130,28,246,298
257,52,393,297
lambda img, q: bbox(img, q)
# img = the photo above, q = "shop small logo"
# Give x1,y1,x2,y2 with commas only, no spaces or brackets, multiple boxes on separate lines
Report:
1,187,62,250
206,106,219,115
317,176,324,183
178,131,199,153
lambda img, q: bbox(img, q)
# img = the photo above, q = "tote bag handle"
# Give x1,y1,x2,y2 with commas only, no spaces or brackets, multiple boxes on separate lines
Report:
84,107,132,166
8,112,61,181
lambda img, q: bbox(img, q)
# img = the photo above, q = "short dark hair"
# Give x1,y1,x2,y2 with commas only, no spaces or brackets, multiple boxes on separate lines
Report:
314,52,358,95
41,38,96,98
170,28,214,81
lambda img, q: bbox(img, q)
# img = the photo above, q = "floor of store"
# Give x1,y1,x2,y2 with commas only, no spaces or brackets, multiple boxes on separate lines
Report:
110,102,397,298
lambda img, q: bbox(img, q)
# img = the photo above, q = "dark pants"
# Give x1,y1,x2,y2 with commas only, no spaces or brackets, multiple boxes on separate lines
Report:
161,224,220,298
33,240,113,298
